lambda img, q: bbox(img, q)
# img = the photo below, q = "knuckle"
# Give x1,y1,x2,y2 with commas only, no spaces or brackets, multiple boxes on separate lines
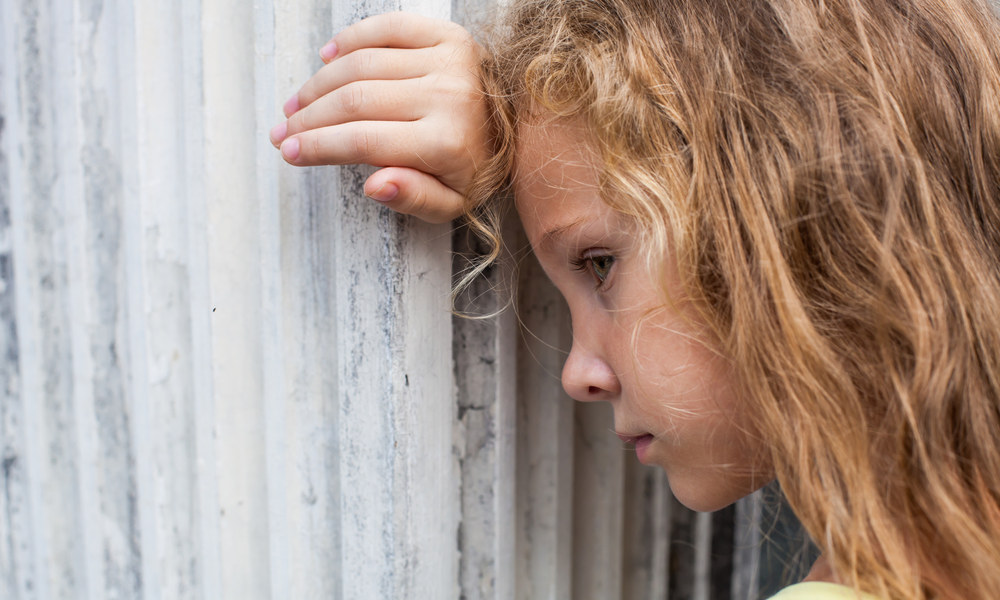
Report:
426,72,467,99
307,134,325,161
447,75,476,98
301,63,335,106
338,83,364,118
440,135,465,161
449,23,474,46
438,27,476,57
288,110,308,135
296,86,313,108
386,12,406,38
436,20,462,40
350,128,379,160
291,134,318,164
353,49,377,77
343,49,374,82
298,79,317,106
425,71,447,89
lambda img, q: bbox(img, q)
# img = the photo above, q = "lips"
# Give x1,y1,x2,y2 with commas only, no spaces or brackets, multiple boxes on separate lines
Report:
616,432,655,463
616,432,647,445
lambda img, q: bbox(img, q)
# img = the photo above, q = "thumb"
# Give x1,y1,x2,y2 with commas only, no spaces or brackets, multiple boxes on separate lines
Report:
364,167,466,224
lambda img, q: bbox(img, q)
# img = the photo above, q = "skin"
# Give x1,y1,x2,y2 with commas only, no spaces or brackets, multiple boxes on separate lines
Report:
514,119,769,512
270,12,486,223
275,11,832,579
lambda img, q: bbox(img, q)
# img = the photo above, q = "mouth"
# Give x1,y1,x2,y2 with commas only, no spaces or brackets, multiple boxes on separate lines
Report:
616,432,655,463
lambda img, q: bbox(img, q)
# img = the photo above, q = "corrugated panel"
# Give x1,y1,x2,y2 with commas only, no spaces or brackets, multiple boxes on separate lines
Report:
0,0,793,598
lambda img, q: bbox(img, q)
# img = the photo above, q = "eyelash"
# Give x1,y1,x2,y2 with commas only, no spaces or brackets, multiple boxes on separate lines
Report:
571,252,616,289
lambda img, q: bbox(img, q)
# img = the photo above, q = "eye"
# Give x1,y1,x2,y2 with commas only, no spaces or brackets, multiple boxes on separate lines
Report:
590,255,615,283
572,252,616,289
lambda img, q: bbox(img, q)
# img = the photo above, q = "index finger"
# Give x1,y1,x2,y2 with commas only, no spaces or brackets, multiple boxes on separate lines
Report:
323,12,464,62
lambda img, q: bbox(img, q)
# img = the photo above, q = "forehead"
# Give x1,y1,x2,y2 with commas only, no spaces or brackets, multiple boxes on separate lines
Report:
515,117,599,183
514,119,605,241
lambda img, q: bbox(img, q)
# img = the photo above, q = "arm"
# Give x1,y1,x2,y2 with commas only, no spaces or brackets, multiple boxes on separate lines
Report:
270,12,489,224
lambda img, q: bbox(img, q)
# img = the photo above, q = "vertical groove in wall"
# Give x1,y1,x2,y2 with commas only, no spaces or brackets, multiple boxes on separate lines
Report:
59,0,105,595
252,1,291,598
397,217,456,597
14,0,88,596
4,4,44,599
571,401,625,600
453,225,506,600
178,0,223,596
668,493,700,599
332,162,398,598
732,492,763,600
119,0,155,596
202,0,271,591
623,464,675,599
492,219,519,600
0,3,32,597
73,0,144,596
327,0,458,591
516,247,575,600
652,468,673,598
710,506,737,600
0,0,786,597
452,211,520,600
693,510,713,600
116,0,156,596
271,0,341,596
391,0,457,592
134,0,208,594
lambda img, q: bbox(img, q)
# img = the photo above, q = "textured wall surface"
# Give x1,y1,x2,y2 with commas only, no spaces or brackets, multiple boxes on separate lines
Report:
0,0,794,598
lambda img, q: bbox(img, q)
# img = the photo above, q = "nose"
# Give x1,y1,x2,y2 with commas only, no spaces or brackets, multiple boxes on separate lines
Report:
561,339,620,403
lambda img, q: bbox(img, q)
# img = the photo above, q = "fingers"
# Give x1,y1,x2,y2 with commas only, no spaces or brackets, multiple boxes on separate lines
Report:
364,167,466,224
291,48,434,116
278,120,427,169
277,79,428,145
279,119,478,192
323,12,465,62
271,13,483,224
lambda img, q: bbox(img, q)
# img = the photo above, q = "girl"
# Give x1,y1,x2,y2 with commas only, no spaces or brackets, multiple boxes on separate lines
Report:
270,0,1000,597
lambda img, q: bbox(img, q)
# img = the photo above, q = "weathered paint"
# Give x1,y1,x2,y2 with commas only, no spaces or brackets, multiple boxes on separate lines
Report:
269,3,342,598
621,461,673,599
452,220,517,600
515,246,575,600
572,401,625,599
0,6,33,598
0,0,794,598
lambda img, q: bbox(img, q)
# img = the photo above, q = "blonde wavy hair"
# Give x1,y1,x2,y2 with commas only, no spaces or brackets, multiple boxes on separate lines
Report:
463,0,1000,598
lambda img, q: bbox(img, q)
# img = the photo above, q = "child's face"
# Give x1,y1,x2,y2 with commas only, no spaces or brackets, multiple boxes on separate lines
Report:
514,120,770,511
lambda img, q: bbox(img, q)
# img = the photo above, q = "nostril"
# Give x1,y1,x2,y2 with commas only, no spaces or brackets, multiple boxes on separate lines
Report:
562,351,619,402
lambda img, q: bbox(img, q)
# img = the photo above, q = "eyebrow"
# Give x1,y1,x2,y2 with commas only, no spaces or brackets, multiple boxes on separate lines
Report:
539,217,588,250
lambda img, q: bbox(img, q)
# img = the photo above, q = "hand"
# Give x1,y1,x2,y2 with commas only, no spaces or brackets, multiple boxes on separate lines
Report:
270,12,489,224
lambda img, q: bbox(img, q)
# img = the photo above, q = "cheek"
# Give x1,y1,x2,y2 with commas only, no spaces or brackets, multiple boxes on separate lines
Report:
627,314,729,405
626,315,755,442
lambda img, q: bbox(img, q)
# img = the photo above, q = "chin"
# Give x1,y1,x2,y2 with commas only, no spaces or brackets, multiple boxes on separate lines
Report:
667,474,768,513
673,491,741,513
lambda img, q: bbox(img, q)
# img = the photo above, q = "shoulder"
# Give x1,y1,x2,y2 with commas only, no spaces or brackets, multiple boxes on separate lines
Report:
768,582,880,600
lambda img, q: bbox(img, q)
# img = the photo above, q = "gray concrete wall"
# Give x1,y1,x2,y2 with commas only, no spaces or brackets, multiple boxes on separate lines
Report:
0,0,766,598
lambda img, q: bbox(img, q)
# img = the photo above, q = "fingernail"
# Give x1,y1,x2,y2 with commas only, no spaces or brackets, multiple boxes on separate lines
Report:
320,41,338,61
366,182,398,203
281,137,300,161
283,94,300,117
269,121,288,145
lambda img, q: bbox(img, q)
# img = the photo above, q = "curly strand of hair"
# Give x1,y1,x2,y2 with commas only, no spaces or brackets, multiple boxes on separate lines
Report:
459,1,1000,596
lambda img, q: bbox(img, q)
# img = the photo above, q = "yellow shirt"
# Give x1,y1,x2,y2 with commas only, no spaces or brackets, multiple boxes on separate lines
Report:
769,582,879,599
